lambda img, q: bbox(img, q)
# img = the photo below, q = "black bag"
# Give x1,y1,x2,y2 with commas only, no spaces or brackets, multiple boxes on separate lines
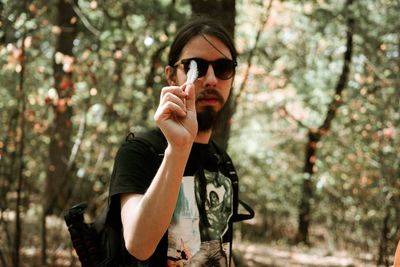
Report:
64,202,123,267
65,130,254,267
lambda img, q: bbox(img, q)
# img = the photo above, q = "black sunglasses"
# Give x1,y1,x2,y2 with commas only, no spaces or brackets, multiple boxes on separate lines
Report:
174,57,237,80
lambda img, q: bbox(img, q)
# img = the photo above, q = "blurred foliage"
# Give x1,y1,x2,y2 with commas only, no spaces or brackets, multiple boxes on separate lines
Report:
231,0,399,257
0,0,399,266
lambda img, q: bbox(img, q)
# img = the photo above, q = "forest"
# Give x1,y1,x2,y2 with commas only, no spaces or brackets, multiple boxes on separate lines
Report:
0,0,399,266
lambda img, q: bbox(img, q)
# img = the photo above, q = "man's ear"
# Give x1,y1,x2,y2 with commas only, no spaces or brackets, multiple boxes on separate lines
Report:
165,66,176,86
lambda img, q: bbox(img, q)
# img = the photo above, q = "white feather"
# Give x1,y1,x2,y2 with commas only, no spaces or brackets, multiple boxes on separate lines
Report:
186,60,198,84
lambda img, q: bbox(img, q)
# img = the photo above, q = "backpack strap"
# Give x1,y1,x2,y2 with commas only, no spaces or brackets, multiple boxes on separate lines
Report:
125,129,167,158
210,140,254,267
210,140,255,223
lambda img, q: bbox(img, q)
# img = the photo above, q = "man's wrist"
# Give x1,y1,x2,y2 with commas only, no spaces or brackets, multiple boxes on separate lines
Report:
165,142,193,158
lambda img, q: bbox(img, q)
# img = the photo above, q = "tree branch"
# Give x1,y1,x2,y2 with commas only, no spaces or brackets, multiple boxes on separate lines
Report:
319,0,354,134
234,0,274,110
67,0,101,36
278,106,311,130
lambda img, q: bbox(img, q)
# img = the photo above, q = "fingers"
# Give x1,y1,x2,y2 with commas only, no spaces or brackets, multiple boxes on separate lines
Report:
155,85,189,119
160,85,188,99
154,83,198,145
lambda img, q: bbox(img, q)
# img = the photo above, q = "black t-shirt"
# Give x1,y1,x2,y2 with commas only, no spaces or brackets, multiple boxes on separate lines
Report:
109,129,234,266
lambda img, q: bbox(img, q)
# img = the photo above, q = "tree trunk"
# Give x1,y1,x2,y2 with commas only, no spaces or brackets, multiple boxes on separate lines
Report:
44,0,78,216
13,30,27,267
190,0,236,149
296,130,320,244
296,0,354,244
42,0,77,264
377,204,391,266
189,0,235,38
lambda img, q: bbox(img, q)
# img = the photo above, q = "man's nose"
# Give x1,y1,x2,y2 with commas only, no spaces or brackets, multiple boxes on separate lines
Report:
202,65,218,87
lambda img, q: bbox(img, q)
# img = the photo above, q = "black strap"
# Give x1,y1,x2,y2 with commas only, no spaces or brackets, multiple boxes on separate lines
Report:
126,129,167,157
210,140,255,223
235,199,255,222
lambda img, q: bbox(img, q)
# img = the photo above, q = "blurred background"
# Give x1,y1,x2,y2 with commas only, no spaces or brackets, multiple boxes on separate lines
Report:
0,0,399,266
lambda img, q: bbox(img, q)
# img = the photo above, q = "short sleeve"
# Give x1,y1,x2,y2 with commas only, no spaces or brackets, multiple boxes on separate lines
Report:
109,139,160,198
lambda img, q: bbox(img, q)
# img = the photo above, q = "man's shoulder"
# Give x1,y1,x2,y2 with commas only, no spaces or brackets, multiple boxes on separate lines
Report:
134,128,167,152
119,128,167,158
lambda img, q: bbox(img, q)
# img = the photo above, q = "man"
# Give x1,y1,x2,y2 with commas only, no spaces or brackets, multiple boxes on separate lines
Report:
109,16,239,266
394,240,400,267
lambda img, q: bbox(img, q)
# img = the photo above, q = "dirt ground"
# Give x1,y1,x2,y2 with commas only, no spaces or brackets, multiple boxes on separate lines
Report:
14,241,389,267
234,242,381,267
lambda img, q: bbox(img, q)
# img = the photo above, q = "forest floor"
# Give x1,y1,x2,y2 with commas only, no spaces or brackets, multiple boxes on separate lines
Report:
1,213,391,267
14,240,389,267
234,242,381,267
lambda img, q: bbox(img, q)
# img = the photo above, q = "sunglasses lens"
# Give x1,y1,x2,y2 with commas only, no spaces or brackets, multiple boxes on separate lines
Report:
213,59,235,80
193,58,208,77
183,59,206,77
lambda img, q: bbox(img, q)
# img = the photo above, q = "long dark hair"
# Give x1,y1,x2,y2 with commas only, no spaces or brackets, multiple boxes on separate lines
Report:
168,16,238,67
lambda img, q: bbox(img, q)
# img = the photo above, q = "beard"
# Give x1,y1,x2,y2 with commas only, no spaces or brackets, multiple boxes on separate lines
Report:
197,106,219,132
195,88,226,132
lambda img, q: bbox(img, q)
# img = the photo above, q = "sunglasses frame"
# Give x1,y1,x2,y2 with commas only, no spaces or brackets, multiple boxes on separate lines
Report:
174,57,237,80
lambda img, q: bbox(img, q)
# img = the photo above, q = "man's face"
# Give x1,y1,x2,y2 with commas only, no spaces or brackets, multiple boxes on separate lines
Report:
167,35,235,131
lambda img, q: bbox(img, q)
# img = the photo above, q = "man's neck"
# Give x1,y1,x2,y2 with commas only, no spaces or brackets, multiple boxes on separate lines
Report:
195,130,212,144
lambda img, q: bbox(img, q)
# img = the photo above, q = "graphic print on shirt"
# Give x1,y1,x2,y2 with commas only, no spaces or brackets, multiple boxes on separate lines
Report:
167,169,233,266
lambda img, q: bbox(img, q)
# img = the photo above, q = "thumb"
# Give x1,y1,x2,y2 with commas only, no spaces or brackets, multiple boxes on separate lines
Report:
185,83,196,111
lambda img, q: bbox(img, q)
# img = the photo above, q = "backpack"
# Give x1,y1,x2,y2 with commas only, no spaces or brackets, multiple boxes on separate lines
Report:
64,130,254,267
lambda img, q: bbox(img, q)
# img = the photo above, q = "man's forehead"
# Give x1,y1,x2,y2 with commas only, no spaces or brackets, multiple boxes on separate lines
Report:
180,35,232,60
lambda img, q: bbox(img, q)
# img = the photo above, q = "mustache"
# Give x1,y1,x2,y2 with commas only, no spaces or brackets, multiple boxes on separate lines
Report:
196,89,224,104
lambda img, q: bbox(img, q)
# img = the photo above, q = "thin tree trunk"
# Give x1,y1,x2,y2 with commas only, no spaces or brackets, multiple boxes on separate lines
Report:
0,102,18,267
296,0,354,244
13,30,27,267
377,204,391,266
42,0,78,264
44,0,78,215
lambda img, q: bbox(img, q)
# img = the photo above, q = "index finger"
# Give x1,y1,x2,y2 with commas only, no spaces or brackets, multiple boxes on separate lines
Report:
160,85,188,99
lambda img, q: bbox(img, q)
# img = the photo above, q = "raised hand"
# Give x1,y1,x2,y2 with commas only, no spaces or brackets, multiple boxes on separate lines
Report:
154,82,198,148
